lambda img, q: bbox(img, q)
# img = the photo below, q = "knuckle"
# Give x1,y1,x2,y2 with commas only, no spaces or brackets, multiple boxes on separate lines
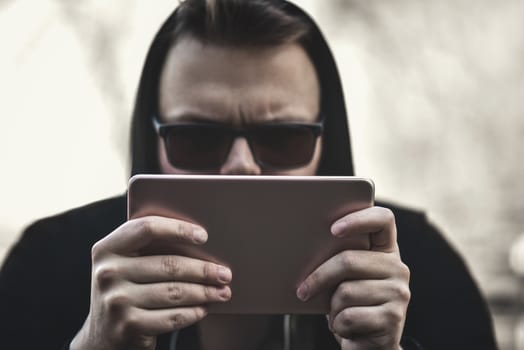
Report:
161,256,181,277
382,208,396,226
332,308,355,336
167,283,183,303
104,292,130,314
122,310,141,333
135,217,155,236
91,241,106,261
391,282,411,303
176,221,191,240
384,303,405,326
399,261,411,281
338,251,353,268
402,291,412,306
202,263,213,281
169,312,186,330
401,285,412,303
203,285,214,300
339,308,354,326
195,307,207,320
306,271,319,288
337,283,353,304
349,212,363,227
94,264,119,289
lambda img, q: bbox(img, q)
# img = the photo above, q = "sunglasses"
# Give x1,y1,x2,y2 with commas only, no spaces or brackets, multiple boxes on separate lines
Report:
153,116,323,170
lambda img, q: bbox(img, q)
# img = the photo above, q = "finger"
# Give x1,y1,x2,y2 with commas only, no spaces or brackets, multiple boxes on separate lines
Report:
331,207,398,253
124,282,231,309
120,255,232,285
93,216,208,256
331,304,405,345
330,279,411,322
297,250,401,301
121,306,208,336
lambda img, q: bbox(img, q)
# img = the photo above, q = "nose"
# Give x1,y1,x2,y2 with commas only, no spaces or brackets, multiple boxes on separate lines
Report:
220,137,261,175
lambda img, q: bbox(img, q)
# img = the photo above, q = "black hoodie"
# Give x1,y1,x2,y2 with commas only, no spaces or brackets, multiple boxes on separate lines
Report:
0,1,497,349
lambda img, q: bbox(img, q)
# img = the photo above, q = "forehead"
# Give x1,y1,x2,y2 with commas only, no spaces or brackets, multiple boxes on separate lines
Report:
158,37,320,124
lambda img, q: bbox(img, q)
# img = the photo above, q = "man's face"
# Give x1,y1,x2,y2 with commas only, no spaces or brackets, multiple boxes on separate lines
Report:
157,36,321,175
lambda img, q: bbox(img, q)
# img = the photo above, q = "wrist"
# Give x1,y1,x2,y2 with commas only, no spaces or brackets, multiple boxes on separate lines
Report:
69,327,90,350
69,317,98,350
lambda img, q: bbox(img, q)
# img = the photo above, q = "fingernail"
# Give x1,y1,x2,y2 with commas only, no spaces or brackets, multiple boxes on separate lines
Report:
193,227,208,243
331,220,346,236
218,286,232,300
197,306,208,318
297,283,309,301
218,266,232,283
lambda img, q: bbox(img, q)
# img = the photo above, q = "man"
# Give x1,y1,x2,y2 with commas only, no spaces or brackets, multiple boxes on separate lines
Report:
0,1,496,349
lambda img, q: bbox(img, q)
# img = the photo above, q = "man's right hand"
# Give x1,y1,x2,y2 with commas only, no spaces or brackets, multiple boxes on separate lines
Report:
70,216,232,350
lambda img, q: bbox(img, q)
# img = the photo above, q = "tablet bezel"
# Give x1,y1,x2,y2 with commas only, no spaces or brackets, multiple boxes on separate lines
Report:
127,174,374,314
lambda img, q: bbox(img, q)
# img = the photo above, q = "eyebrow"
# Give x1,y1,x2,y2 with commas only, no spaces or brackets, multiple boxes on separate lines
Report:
158,112,322,125
161,113,218,123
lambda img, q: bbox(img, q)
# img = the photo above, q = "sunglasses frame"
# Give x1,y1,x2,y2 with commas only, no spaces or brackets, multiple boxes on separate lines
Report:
152,115,324,170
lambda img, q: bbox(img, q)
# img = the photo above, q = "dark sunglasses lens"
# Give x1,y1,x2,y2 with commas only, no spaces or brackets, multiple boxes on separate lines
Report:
250,125,317,168
164,126,231,169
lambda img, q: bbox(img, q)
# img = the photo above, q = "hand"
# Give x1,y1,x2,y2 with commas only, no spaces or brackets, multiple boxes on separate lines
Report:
296,207,410,350
70,216,232,350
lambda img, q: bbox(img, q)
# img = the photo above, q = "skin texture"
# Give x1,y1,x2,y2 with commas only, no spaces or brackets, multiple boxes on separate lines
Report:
157,37,322,177
70,37,410,350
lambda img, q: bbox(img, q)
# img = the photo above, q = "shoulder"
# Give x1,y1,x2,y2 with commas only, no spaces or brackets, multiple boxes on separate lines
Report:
0,196,126,348
376,199,480,295
30,194,127,229
1,194,127,295
5,195,127,268
376,199,428,231
375,199,463,268
22,195,127,243
376,199,446,244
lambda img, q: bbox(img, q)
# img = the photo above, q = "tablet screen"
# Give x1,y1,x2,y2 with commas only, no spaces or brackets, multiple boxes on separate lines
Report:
128,175,374,314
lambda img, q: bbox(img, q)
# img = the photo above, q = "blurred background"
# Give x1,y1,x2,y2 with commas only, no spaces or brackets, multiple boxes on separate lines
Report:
1,0,523,348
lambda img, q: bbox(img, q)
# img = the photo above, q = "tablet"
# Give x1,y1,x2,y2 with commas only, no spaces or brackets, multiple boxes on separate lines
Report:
127,174,374,314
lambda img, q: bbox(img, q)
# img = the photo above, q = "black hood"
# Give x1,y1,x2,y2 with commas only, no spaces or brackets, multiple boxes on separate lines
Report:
130,0,354,176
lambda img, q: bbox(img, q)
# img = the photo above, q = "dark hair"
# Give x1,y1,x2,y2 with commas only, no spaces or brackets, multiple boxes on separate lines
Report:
130,0,354,176
173,0,309,46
